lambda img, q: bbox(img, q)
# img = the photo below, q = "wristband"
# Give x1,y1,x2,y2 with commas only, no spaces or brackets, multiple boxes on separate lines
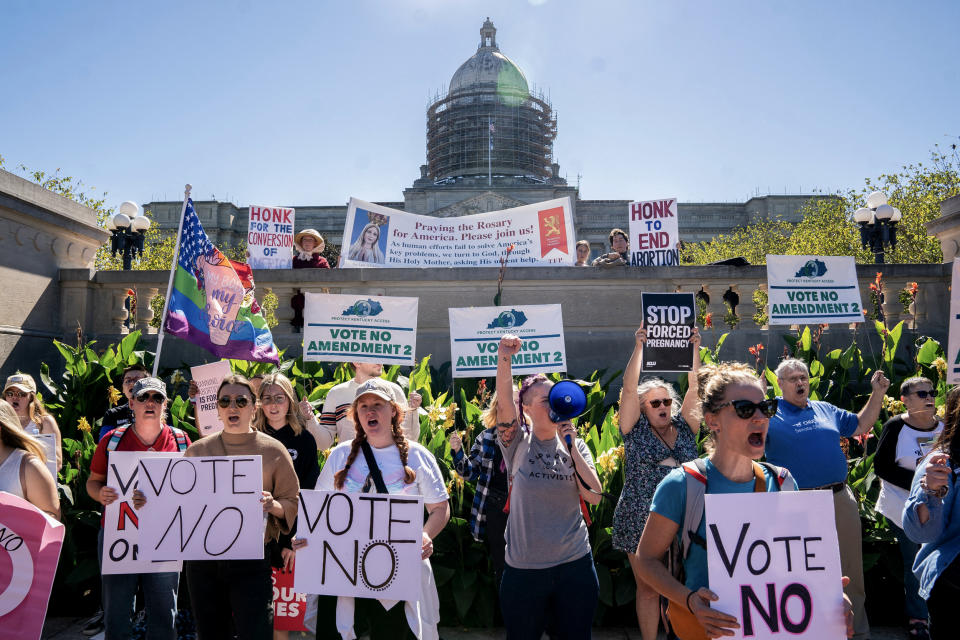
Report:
686,589,697,612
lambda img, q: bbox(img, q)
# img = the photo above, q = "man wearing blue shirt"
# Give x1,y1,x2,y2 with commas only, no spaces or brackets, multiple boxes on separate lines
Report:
766,358,889,640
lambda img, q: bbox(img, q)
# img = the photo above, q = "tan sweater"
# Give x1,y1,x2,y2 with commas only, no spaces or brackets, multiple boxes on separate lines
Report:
185,430,299,543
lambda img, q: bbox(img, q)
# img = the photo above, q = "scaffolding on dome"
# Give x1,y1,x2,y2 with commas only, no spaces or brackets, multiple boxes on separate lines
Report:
426,83,558,182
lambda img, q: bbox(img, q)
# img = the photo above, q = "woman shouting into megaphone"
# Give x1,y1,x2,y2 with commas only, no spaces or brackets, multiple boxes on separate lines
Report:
495,334,602,640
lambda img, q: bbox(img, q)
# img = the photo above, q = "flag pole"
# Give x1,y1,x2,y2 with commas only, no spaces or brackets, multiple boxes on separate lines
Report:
488,116,492,187
152,184,192,376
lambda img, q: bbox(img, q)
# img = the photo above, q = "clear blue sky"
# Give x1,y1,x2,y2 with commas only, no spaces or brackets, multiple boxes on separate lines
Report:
2,1,957,212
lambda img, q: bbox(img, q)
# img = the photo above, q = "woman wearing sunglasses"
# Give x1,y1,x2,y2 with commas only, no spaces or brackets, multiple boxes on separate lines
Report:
876,377,941,640
4,373,62,471
636,363,808,639
613,324,702,640
181,374,300,640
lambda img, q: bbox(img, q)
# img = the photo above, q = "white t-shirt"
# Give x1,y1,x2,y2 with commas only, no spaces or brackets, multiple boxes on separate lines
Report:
317,440,449,503
877,422,943,527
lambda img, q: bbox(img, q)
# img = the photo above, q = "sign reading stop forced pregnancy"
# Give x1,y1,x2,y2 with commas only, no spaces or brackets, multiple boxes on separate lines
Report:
247,205,295,270
303,293,418,366
640,293,695,372
628,198,680,267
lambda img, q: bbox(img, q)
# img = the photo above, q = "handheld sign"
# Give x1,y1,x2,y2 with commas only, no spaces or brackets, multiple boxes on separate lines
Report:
31,433,57,482
628,198,680,266
705,491,846,640
190,361,232,436
303,293,418,366
293,490,424,602
102,452,183,575
640,293,695,372
948,258,960,384
449,304,567,378
138,455,265,561
766,255,863,325
0,492,65,640
272,567,308,631
248,205,295,270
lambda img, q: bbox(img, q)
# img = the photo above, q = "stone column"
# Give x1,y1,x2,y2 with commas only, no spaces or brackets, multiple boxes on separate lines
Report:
926,194,960,261
136,287,160,333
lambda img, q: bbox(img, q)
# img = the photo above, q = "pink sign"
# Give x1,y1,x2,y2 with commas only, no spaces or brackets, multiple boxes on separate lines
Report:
0,492,65,640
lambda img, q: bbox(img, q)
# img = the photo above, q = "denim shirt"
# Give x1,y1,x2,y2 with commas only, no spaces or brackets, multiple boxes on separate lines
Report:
902,452,960,599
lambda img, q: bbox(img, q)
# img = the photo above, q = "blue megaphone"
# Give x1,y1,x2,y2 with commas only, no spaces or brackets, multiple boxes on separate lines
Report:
548,380,588,448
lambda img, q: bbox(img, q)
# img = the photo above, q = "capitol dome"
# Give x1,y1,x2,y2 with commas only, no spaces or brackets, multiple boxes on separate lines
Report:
448,18,529,98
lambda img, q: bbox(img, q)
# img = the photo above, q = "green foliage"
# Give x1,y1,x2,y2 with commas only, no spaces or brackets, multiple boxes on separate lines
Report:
752,289,769,327
261,288,279,328
682,144,960,265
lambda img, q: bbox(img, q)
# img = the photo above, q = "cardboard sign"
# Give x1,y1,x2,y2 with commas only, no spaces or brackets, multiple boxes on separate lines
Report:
705,491,846,640
102,452,183,575
948,258,960,384
640,293,695,372
448,305,567,378
303,293,418,366
339,197,575,268
766,255,863,325
0,491,65,640
190,360,232,436
272,567,308,631
138,456,265,561
628,198,680,266
248,205,295,269
293,490,423,602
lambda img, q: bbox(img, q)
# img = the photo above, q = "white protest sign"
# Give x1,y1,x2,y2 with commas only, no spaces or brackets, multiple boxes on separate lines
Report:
32,433,57,481
138,456,265,561
628,198,680,266
102,452,183,575
190,361,232,436
339,197,575,268
948,258,960,384
766,255,863,325
705,490,846,640
448,305,567,378
303,293,418,366
248,205,295,269
294,490,424,602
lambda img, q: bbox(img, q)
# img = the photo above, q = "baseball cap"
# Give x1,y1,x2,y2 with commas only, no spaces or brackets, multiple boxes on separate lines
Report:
132,377,168,400
4,373,37,395
354,378,394,403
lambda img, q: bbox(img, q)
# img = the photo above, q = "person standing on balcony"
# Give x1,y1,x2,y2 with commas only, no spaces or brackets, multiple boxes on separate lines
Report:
592,228,629,267
765,358,889,640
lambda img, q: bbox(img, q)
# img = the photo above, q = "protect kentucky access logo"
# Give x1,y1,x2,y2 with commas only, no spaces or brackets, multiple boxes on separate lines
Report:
341,299,384,317
487,309,528,329
795,259,828,278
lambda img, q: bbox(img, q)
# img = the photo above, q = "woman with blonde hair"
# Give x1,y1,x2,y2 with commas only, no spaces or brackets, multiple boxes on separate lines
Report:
347,222,385,264
0,399,59,519
306,377,450,639
4,373,62,471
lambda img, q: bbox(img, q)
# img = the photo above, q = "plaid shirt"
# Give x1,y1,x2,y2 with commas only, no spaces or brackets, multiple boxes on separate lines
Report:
452,427,503,542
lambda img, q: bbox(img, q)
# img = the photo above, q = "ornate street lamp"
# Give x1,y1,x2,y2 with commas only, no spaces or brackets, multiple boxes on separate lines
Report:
104,201,151,270
853,191,902,264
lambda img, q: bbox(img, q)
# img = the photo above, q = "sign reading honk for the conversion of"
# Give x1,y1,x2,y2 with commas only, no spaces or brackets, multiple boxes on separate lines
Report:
448,304,567,378
766,255,864,325
303,293,418,366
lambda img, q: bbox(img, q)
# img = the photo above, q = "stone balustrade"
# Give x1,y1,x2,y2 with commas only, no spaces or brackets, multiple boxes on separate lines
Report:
59,263,951,378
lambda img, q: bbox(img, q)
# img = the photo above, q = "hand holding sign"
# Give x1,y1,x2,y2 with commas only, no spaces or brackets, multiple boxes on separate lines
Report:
688,587,740,638
635,323,647,348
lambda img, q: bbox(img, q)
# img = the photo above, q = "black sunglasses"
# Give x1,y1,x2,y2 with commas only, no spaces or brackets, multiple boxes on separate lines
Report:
218,395,251,409
713,398,778,419
909,390,935,399
649,398,673,408
135,393,165,404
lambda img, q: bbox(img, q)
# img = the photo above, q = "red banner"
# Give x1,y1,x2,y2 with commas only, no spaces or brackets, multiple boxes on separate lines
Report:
272,566,307,631
0,492,64,640
537,206,569,257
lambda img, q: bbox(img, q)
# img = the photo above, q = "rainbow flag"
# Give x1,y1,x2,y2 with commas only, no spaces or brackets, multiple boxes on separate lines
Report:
163,199,279,363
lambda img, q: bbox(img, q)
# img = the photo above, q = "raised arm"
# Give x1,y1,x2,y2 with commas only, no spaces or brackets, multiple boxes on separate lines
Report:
618,325,646,436
680,327,702,434
495,335,521,432
403,391,422,442
854,370,890,436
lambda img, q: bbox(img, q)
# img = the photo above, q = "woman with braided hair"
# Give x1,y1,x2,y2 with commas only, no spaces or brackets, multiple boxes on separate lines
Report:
308,377,450,640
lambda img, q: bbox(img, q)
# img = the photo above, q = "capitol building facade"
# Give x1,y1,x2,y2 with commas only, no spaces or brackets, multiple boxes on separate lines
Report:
146,19,821,259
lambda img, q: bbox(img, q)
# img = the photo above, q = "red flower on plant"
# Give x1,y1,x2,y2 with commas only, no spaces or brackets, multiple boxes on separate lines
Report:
506,244,516,253
869,282,880,293
704,312,713,329
908,282,919,296
126,289,135,297
748,343,764,357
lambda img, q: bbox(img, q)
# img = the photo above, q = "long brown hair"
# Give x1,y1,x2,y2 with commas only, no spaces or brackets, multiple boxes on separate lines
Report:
0,400,46,461
933,386,960,461
253,373,305,435
333,396,415,490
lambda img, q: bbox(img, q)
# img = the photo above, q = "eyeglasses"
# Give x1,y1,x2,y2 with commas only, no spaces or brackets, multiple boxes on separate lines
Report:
909,390,935,399
135,393,165,404
3,389,27,399
713,398,778,419
261,394,287,406
649,398,673,408
218,395,251,409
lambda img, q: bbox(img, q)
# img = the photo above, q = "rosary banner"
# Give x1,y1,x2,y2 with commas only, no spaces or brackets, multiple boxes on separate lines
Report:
247,205,295,269
449,305,567,378
303,293,418,366
628,198,680,266
948,258,960,384
339,197,575,268
767,255,863,325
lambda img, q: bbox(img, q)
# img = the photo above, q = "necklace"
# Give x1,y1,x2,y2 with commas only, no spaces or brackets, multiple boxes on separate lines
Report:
650,420,676,450
131,425,162,450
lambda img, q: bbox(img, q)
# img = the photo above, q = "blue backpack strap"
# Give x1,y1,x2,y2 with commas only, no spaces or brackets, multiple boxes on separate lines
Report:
759,461,796,491
170,426,189,452
106,425,129,452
